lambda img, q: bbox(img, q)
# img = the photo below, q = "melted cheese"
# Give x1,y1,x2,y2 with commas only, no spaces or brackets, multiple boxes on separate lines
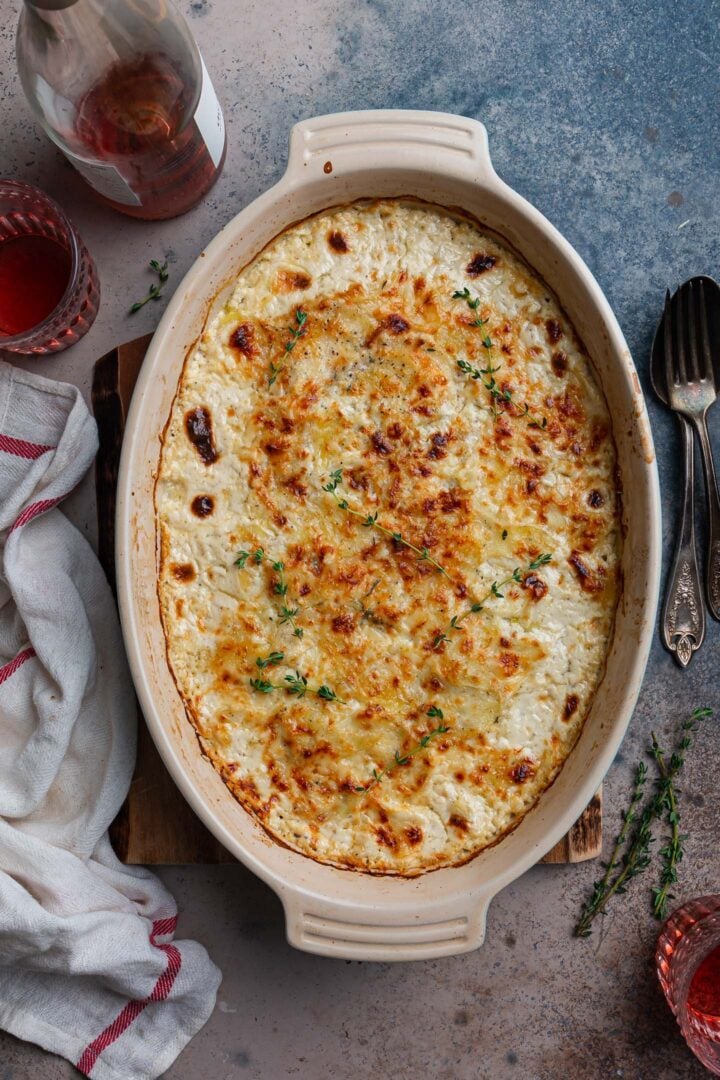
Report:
156,199,620,874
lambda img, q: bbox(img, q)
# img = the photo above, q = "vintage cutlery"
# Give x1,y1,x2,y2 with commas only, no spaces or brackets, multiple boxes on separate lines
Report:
669,278,720,617
650,287,705,665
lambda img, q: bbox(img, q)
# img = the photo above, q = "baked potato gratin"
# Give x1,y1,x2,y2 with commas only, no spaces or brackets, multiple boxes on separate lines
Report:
156,198,620,875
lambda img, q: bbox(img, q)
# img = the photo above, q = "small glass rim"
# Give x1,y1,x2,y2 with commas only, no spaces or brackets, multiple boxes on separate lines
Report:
0,178,82,348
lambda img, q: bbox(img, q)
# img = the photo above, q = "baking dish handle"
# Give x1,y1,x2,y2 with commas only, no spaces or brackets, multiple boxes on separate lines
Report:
281,889,494,961
286,109,496,184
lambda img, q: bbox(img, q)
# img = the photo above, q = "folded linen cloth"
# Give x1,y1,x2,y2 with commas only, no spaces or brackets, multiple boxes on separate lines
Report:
0,361,221,1078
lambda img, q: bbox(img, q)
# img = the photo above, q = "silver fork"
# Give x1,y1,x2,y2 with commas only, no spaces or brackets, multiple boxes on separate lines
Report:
652,291,704,666
662,278,720,638
668,277,720,619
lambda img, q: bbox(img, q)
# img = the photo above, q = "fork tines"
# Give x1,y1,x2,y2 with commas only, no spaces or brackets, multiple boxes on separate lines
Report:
665,277,717,393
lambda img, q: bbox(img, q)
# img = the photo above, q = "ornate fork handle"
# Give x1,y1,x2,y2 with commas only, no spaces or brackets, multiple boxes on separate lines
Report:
663,416,705,666
690,413,720,619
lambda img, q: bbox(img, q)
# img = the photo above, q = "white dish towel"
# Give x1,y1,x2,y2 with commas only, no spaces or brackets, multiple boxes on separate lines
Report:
0,361,221,1078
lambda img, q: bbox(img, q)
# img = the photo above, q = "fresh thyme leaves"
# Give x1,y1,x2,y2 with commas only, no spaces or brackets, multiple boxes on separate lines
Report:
574,707,712,938
433,553,552,649
452,288,546,428
268,309,308,387
528,553,553,570
453,288,492,351
255,651,284,669
651,707,712,919
129,258,169,313
457,357,546,426
235,547,304,638
249,669,344,702
279,603,302,635
453,287,478,305
457,358,501,381
354,707,450,793
322,468,449,577
514,401,549,430
650,735,683,921
452,287,492,345
574,763,649,938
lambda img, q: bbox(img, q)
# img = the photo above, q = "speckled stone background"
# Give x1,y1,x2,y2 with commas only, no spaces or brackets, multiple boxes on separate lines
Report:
1,1,719,1077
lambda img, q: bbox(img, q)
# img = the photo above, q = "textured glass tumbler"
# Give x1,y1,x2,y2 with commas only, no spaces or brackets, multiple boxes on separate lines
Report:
657,895,720,1075
0,180,99,354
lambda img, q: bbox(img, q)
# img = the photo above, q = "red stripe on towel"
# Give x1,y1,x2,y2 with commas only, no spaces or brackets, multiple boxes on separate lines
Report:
9,497,61,533
150,916,178,940
76,917,182,1077
0,434,54,460
0,647,35,686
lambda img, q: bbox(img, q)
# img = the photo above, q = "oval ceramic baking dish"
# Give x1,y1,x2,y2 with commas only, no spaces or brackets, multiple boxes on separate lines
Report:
116,110,661,962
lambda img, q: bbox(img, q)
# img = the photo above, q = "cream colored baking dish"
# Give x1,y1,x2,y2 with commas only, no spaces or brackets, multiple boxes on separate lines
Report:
116,110,661,961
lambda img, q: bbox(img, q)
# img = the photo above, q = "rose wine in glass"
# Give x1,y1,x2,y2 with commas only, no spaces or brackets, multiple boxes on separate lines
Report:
0,180,99,354
657,895,720,1075
16,0,226,220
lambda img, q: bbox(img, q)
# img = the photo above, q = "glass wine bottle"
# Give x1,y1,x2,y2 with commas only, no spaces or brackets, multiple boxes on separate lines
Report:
16,0,226,220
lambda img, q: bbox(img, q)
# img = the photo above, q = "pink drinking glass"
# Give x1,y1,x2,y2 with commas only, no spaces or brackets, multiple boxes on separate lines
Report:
0,180,99,354
657,895,720,1075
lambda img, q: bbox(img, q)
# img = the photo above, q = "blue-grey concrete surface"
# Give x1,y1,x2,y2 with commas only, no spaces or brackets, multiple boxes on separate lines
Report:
0,0,719,1077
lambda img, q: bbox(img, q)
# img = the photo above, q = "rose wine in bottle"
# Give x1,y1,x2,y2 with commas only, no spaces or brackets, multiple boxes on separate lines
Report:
16,0,226,220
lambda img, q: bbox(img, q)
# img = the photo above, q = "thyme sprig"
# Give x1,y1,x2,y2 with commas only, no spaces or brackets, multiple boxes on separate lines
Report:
353,707,450,793
574,707,712,937
129,258,169,313
453,288,546,428
453,287,493,347
250,668,345,702
268,309,308,387
456,357,509,419
433,553,552,648
651,708,712,919
256,651,284,669
574,762,649,938
322,468,449,577
650,737,683,921
457,358,501,381
235,547,303,638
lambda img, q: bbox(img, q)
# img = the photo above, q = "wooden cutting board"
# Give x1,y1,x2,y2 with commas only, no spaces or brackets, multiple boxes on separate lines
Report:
94,336,602,866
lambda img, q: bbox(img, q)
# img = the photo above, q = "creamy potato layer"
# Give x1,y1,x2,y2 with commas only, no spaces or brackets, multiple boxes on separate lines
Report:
156,199,620,874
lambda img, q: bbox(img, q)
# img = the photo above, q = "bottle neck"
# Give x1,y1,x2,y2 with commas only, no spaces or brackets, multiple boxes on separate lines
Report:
19,0,203,98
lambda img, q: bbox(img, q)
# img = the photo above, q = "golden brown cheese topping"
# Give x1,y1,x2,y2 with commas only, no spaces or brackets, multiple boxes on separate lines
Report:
156,199,621,874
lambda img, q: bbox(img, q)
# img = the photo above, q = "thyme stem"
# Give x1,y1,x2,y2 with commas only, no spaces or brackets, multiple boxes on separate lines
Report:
650,709,712,919
574,762,648,938
129,258,169,313
574,707,712,938
433,553,552,648
354,707,450,794
268,309,308,387
453,287,546,428
235,546,304,638
250,668,344,703
322,468,449,576
651,738,683,921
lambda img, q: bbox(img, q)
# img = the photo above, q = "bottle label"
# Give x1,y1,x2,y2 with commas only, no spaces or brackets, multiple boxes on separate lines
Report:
194,55,225,168
34,73,141,205
46,53,223,208
63,152,142,207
